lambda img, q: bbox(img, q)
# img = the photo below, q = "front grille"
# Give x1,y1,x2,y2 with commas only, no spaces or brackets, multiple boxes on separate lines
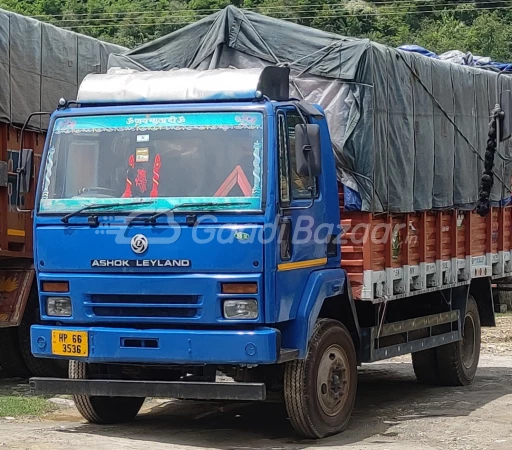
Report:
90,295,199,305
86,294,201,319
92,306,197,318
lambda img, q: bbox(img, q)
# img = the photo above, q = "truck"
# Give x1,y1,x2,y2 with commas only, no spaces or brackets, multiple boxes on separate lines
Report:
0,8,124,377
28,7,512,439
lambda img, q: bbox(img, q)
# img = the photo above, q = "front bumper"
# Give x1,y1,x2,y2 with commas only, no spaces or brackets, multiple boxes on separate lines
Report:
30,378,266,401
31,325,280,364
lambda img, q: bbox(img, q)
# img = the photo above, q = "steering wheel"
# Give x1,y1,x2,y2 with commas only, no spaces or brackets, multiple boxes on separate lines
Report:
76,187,118,197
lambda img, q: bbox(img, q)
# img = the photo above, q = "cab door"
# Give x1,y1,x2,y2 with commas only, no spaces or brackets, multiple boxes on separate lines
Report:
274,107,328,322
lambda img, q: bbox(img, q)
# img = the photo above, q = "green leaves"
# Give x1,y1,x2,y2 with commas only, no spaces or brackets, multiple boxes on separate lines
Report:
1,0,511,61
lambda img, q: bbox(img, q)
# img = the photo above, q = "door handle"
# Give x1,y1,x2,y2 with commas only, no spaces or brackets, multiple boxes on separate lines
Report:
279,217,292,261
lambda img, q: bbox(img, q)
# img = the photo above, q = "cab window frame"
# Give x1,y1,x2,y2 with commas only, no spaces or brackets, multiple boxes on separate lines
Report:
284,108,318,201
277,111,291,207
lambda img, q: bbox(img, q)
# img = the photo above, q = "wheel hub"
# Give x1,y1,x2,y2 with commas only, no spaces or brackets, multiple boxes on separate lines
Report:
317,344,350,416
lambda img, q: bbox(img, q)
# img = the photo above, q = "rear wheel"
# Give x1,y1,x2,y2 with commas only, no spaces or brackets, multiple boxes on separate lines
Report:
70,361,145,424
412,349,442,385
284,319,357,438
436,295,481,386
412,295,481,386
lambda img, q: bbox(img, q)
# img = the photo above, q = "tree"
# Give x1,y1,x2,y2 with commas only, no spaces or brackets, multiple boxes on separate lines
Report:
0,0,511,62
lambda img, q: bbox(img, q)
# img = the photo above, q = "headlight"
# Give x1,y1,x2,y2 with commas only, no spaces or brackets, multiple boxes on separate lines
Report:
223,299,258,319
46,297,72,317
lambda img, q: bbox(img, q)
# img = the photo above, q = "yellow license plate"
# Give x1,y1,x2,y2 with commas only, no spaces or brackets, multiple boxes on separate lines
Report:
51,330,88,357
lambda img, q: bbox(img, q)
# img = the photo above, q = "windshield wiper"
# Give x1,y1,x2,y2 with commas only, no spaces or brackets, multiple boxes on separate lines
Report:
129,201,253,224
61,201,155,223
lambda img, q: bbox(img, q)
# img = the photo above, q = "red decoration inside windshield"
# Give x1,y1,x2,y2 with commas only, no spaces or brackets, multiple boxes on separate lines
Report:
135,169,148,193
214,165,252,197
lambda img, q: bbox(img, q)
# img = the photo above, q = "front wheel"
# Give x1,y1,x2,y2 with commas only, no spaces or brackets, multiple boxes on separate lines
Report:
284,319,357,438
69,361,145,424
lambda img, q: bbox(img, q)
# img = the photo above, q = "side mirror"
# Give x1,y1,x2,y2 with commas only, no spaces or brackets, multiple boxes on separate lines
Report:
500,90,512,142
295,124,322,177
16,111,50,212
18,148,33,194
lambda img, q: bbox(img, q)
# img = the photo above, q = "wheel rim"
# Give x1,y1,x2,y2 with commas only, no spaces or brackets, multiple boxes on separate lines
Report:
316,344,350,417
461,312,476,369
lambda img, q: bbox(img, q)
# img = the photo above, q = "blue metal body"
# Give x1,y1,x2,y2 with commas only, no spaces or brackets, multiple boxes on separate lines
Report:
31,100,345,365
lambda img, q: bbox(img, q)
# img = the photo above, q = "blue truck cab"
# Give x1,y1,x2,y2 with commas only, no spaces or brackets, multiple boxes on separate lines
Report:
30,67,355,437
29,67,482,438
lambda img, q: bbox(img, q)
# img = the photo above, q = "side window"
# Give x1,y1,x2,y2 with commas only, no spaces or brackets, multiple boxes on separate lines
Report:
278,113,290,204
287,112,316,199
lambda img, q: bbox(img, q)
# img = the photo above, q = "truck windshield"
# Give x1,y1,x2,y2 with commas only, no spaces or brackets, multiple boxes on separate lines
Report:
39,112,264,214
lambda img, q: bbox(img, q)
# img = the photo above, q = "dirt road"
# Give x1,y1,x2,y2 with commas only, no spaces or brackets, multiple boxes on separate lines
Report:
1,315,511,450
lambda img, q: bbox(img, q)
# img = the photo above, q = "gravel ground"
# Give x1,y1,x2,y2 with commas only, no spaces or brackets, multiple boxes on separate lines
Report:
481,314,512,354
0,315,510,450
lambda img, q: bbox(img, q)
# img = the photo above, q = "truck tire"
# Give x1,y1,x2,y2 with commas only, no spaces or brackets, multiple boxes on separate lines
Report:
435,295,481,386
412,349,441,385
0,327,31,377
18,289,68,378
70,360,145,424
284,319,357,438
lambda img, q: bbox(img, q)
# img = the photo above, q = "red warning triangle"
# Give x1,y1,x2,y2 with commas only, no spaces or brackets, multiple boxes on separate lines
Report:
214,165,252,197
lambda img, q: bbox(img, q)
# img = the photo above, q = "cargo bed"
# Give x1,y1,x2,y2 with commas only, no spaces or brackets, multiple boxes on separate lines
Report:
341,189,511,301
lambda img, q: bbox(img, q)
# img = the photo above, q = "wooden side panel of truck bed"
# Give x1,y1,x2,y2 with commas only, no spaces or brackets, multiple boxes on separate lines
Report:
340,188,512,302
0,123,43,325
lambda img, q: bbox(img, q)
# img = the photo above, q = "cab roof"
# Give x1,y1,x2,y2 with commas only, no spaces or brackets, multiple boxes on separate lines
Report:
77,67,290,106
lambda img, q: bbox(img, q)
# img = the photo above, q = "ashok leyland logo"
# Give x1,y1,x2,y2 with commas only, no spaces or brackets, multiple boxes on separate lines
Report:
131,234,148,254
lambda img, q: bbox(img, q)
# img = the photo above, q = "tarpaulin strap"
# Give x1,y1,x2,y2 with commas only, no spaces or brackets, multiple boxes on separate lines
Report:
286,42,346,104
284,42,344,98
150,154,161,197
477,107,503,216
396,51,512,199
293,41,343,77
188,14,223,69
122,154,135,198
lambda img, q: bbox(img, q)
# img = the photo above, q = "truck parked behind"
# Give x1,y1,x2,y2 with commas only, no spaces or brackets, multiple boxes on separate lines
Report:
0,8,124,377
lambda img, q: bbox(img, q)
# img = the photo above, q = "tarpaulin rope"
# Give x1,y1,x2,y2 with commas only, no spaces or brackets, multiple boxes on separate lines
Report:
477,106,503,216
281,41,343,98
188,14,224,69
238,9,282,65
282,40,344,76
397,51,512,202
